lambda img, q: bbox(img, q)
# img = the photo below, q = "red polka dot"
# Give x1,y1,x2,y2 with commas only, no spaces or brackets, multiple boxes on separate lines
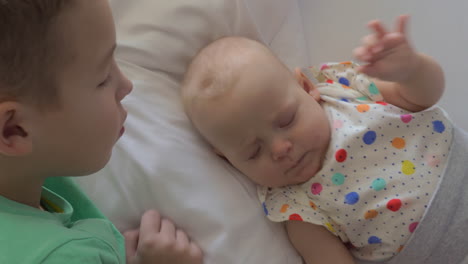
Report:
335,149,347,162
326,79,334,84
376,101,388,106
386,199,402,212
289,214,303,221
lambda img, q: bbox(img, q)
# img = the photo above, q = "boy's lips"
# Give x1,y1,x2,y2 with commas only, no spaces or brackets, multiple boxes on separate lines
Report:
119,112,127,137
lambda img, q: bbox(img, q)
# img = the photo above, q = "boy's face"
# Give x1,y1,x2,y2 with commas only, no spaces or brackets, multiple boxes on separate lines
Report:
198,59,331,188
30,0,132,176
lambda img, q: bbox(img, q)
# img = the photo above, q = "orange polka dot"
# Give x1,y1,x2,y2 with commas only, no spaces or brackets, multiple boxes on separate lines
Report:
397,245,404,252
309,201,317,210
364,210,378,220
340,61,352,65
342,85,351,89
280,204,289,213
392,137,406,149
357,104,370,113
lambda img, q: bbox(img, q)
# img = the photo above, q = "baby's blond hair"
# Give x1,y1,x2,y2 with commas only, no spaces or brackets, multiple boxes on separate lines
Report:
181,37,280,122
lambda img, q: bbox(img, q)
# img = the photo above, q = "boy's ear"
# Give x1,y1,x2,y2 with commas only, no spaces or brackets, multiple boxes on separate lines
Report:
0,102,33,157
294,68,321,101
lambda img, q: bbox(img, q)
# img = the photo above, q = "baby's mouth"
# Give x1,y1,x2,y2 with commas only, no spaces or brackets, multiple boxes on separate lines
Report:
285,151,309,174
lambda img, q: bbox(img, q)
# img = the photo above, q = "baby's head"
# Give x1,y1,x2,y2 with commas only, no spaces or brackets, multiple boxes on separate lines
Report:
0,0,132,177
182,37,331,187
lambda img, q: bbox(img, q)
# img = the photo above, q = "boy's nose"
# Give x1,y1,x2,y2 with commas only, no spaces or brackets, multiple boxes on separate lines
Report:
271,138,293,161
117,74,133,101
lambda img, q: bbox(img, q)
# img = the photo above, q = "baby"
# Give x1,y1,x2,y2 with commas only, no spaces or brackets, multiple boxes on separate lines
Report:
182,15,468,264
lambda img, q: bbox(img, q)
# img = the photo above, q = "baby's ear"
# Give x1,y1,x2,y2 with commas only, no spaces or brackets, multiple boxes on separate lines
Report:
294,68,320,101
0,102,32,157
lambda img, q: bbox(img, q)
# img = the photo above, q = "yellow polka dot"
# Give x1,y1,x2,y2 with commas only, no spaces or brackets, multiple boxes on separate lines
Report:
325,222,336,233
364,210,378,220
280,204,289,213
357,104,370,113
309,201,317,210
402,160,416,175
392,137,406,149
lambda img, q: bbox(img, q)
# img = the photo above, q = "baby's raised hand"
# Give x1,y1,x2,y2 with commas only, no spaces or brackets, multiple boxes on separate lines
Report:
353,15,420,83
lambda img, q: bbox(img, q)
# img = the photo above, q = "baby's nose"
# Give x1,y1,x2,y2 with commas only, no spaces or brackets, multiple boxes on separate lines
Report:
271,139,293,161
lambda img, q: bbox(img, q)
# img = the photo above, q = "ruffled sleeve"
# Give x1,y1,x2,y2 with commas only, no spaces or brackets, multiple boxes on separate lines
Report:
301,62,384,102
257,185,334,230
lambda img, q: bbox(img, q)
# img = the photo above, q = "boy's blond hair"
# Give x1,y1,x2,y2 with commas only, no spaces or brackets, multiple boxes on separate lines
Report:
0,0,74,108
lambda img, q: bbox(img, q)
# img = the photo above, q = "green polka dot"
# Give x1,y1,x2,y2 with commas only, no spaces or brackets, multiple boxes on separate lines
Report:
371,178,386,191
332,173,345,185
357,96,368,101
369,82,379,95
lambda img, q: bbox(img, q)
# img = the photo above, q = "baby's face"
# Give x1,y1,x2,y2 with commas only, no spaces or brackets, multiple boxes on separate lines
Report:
198,61,331,187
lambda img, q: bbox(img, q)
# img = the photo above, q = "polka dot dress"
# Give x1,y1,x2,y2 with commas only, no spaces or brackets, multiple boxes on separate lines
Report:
258,62,453,262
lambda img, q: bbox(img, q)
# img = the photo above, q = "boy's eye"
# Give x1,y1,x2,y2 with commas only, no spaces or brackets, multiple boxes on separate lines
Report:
248,146,261,160
279,111,296,128
98,75,111,87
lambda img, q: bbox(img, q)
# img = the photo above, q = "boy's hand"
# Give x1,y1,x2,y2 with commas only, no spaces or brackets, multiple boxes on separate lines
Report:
123,210,203,264
353,15,420,83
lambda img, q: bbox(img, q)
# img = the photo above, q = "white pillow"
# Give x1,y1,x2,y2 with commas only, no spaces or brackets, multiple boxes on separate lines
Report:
76,0,307,263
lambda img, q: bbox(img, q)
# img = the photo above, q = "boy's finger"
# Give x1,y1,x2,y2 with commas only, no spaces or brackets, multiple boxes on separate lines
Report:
396,15,409,35
176,229,190,245
139,210,162,236
189,242,204,263
368,20,388,38
160,218,177,237
123,230,139,259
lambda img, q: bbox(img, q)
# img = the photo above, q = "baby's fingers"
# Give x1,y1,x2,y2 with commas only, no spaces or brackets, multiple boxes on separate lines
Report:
395,15,409,35
368,20,388,38
356,34,382,61
353,46,372,62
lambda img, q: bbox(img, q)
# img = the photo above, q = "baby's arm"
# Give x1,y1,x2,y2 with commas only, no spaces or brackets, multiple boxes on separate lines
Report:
286,221,355,264
354,15,445,112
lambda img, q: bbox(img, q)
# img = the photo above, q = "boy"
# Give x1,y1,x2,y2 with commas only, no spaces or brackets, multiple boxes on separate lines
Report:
182,15,468,263
0,0,202,263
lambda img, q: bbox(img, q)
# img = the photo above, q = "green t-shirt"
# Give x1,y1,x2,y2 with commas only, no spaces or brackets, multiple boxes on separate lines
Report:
0,177,125,263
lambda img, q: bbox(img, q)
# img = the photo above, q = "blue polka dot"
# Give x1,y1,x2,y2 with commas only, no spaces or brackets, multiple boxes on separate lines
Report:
363,131,377,145
339,77,350,86
368,236,382,244
432,120,445,133
262,202,268,215
344,192,359,205
371,178,386,191
340,98,349,102
332,173,345,185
